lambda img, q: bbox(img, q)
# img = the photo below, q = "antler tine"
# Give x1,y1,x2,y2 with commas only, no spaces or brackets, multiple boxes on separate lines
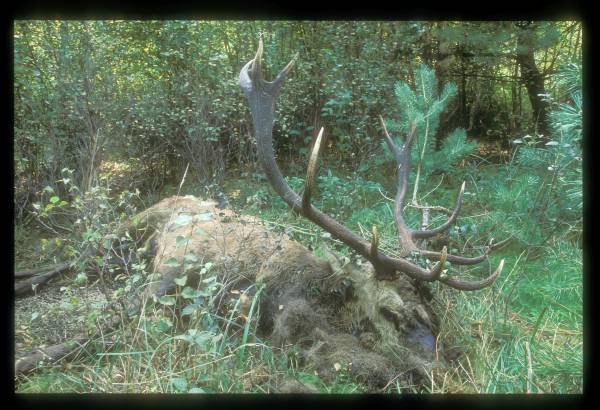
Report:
405,122,418,147
380,116,416,249
272,52,299,88
378,115,401,160
428,245,448,281
370,225,379,259
488,235,513,251
420,249,488,265
412,181,465,239
419,234,513,266
441,259,505,291
381,118,422,253
251,38,263,83
302,127,325,214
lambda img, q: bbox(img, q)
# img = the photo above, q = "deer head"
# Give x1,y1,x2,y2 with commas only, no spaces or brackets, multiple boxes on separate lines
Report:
240,39,504,291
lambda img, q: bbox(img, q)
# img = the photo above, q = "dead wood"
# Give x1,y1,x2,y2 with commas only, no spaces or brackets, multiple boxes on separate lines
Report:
14,263,69,279
15,263,70,297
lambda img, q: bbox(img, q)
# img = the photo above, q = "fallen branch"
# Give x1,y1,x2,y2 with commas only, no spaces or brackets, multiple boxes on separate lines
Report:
14,246,95,297
14,263,71,297
15,337,89,376
14,263,69,279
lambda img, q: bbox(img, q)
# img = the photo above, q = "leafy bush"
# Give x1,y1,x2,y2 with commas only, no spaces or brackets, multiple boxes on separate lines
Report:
29,168,142,283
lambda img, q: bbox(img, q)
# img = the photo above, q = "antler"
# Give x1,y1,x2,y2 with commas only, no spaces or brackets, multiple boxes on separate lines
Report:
239,39,504,291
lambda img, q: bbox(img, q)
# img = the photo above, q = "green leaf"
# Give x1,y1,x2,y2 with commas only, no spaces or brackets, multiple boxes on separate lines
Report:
181,303,199,316
201,275,217,284
158,296,176,306
173,214,193,226
75,272,88,284
176,235,189,247
49,196,60,204
155,318,173,332
175,329,196,343
193,331,215,349
174,275,187,287
164,257,181,267
184,253,198,263
198,289,215,297
181,286,203,299
196,212,213,221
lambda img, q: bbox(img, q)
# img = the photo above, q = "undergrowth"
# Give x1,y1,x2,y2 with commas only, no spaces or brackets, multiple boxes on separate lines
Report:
14,159,583,393
14,62,582,394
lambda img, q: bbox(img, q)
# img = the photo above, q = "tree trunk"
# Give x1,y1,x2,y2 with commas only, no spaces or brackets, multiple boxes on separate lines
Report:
511,60,519,134
460,55,468,129
516,23,550,139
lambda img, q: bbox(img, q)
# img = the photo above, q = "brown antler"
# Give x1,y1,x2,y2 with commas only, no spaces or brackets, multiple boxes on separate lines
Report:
239,39,504,291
